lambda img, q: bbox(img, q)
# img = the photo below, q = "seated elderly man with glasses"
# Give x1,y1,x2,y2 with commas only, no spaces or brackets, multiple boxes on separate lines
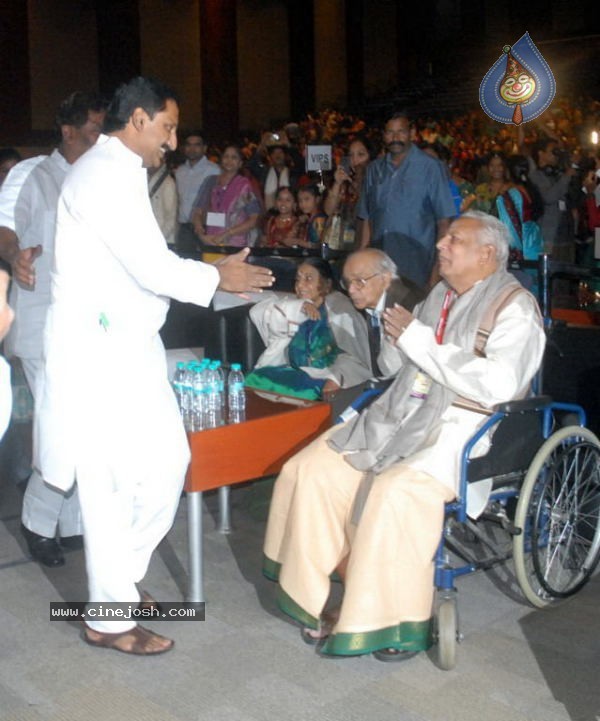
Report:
341,248,425,380
262,211,545,662
322,248,424,417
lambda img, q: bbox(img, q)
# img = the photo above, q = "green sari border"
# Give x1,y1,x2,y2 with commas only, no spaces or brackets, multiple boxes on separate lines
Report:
277,587,319,630
263,556,319,629
322,619,433,656
262,555,281,582
263,555,431,654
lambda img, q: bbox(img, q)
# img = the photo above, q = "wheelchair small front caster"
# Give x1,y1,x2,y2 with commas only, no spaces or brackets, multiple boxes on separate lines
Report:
436,597,459,670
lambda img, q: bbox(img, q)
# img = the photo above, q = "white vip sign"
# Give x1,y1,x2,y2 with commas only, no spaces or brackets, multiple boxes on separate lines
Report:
306,145,332,172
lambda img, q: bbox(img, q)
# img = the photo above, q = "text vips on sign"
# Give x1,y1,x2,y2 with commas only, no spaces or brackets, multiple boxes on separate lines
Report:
306,145,332,172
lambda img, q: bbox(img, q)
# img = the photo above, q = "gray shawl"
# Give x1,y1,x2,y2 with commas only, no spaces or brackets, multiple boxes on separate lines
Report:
329,269,524,475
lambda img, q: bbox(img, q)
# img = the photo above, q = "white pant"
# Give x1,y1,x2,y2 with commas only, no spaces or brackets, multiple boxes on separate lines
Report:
20,357,81,538
76,451,186,633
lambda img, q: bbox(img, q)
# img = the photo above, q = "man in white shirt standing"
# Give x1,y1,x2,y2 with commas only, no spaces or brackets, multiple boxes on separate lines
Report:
37,76,273,655
174,131,218,253
0,91,106,568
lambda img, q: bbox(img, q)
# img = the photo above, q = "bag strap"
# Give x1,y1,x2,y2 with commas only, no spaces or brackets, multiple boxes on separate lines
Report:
454,285,530,415
148,166,170,199
473,285,525,357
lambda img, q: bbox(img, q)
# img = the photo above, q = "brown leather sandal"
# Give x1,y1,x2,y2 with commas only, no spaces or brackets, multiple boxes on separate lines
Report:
81,624,174,655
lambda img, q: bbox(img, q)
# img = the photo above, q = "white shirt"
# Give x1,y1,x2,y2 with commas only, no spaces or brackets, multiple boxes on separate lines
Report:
175,156,219,223
0,155,46,231
0,150,68,359
37,135,220,490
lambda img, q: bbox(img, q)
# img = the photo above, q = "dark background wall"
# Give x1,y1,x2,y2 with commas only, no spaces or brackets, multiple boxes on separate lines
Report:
0,0,598,145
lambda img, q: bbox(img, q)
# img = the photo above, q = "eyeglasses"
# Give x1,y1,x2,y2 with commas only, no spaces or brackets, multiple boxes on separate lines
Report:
340,272,381,290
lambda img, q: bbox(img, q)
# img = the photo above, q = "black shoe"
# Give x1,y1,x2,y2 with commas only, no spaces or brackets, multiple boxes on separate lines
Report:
21,524,65,567
60,534,84,551
372,648,419,663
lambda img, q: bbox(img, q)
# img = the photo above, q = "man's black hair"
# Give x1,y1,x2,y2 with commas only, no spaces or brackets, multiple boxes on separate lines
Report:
103,77,178,133
55,91,107,130
385,111,412,125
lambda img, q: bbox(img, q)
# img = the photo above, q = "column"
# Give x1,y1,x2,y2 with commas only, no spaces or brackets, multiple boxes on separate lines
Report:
199,0,239,142
345,0,364,108
0,2,31,143
287,0,315,119
96,0,141,97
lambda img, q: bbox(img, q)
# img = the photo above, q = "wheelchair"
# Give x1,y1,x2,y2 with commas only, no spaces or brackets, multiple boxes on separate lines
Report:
432,395,600,670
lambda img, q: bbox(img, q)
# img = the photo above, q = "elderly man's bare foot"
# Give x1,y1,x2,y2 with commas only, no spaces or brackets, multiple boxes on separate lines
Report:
82,624,174,655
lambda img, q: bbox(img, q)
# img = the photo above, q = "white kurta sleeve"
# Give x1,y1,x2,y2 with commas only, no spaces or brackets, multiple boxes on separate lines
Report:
0,156,46,231
397,292,545,407
65,160,219,307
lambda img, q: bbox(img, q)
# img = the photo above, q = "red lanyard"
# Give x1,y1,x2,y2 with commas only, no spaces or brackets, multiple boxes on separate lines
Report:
434,289,456,344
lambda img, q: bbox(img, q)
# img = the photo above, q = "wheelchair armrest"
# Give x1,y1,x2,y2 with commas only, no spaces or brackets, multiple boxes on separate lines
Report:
492,395,553,415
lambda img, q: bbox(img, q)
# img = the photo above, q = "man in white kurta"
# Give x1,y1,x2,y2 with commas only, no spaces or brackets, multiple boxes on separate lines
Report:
263,212,546,659
36,77,273,655
0,92,106,567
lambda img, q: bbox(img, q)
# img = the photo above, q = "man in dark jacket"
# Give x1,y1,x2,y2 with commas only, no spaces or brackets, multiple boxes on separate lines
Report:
326,248,425,416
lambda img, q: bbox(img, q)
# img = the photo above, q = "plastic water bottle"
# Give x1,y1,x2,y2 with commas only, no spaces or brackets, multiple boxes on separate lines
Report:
191,362,206,431
172,362,186,414
205,363,223,428
228,363,246,423
212,360,226,414
180,362,195,430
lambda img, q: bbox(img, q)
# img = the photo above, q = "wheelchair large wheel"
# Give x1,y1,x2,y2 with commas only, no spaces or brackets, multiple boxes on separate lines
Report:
436,598,458,670
514,426,600,608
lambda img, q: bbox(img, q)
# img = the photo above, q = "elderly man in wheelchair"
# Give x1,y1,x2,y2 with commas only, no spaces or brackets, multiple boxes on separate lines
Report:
262,211,600,665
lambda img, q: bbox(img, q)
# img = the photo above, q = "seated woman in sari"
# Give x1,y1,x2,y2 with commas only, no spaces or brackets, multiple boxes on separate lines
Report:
191,144,262,248
246,258,371,400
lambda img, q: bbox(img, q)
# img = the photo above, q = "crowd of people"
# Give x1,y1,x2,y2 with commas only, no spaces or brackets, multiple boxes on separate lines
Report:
0,79,597,661
141,97,600,272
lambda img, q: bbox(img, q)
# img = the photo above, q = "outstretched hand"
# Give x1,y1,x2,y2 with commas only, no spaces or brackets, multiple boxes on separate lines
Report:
216,248,274,293
13,245,42,288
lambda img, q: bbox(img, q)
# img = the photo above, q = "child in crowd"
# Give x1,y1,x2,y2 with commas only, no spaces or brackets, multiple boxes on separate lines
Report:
261,186,300,248
296,184,327,248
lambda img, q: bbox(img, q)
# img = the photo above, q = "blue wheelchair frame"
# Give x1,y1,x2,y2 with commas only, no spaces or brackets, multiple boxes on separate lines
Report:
434,398,587,592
